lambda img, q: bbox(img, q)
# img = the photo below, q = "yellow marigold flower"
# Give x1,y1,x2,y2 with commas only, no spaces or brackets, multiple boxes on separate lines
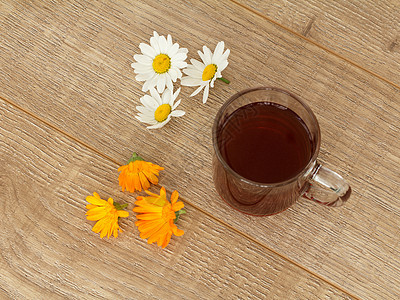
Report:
85,192,129,239
118,152,164,193
133,187,186,248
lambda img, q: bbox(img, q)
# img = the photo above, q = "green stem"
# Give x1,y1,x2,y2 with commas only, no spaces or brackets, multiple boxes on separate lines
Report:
217,77,230,84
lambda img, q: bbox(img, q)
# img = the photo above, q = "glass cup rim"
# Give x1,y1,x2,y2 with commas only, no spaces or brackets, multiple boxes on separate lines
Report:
212,86,321,188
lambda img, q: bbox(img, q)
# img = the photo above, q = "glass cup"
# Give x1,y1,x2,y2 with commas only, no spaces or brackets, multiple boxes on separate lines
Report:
212,87,351,216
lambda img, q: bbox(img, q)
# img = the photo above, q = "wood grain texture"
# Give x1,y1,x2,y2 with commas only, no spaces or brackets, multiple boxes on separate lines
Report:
237,0,400,87
0,100,352,299
0,0,399,299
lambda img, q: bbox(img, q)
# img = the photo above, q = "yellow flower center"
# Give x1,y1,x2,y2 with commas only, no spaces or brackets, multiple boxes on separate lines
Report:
154,104,171,122
202,64,217,81
152,54,171,74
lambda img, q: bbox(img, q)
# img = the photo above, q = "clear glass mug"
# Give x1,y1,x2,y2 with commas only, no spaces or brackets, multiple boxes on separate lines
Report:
212,87,351,216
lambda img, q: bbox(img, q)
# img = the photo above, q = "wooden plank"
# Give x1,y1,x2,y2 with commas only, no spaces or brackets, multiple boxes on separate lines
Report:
236,0,400,86
0,100,353,299
1,0,399,298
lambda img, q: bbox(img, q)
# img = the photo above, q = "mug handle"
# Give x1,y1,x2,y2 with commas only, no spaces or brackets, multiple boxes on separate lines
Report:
302,162,351,207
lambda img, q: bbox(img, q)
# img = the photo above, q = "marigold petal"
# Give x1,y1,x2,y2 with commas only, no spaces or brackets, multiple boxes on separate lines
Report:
117,210,129,218
86,213,107,221
86,204,98,209
86,208,108,221
136,213,163,220
139,172,150,190
144,195,168,207
155,223,171,246
133,173,142,191
151,164,164,171
100,225,108,239
133,206,162,213
109,218,119,238
172,201,184,212
142,170,159,184
92,218,106,233
145,190,161,197
139,221,165,240
165,210,177,220
160,187,167,198
118,175,127,192
86,194,107,206
170,190,179,204
117,164,128,172
171,223,184,236
136,219,164,232
147,223,168,244
162,231,173,248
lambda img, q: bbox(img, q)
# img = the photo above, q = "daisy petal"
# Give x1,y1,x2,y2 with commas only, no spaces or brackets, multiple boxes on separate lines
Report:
157,74,166,93
166,34,173,47
171,110,185,117
181,76,202,87
203,46,212,65
168,68,178,81
172,87,181,102
142,94,160,108
198,49,207,64
142,77,156,92
167,43,179,58
149,88,162,105
136,72,155,81
190,85,205,97
150,35,160,53
221,48,230,61
166,75,173,91
203,84,210,103
159,35,169,53
190,59,205,71
172,52,188,62
213,41,224,61
183,68,202,78
162,88,172,104
134,54,152,64
173,61,187,69
172,99,181,109
139,43,156,57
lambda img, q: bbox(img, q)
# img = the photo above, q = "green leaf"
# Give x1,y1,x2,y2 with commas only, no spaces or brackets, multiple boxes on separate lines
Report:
114,202,128,211
127,152,144,164
174,209,187,223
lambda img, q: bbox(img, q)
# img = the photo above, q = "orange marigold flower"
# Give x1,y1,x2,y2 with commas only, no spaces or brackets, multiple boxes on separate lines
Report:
118,152,164,193
133,187,185,248
85,192,129,239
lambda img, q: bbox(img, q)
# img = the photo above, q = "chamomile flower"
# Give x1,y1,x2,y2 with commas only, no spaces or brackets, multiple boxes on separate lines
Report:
136,87,185,129
181,41,230,103
132,31,188,93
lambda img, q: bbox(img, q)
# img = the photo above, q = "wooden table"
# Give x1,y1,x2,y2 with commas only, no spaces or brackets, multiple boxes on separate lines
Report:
1,1,399,299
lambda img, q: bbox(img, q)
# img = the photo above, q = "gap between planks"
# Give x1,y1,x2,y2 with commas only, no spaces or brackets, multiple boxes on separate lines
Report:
0,95,362,300
229,0,400,91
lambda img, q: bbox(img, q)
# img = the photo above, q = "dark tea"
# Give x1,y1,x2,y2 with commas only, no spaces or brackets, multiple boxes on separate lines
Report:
213,87,350,216
218,102,313,184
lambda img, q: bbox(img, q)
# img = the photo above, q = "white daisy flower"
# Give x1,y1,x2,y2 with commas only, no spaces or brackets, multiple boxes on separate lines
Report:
135,87,185,129
181,41,230,103
132,31,188,94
